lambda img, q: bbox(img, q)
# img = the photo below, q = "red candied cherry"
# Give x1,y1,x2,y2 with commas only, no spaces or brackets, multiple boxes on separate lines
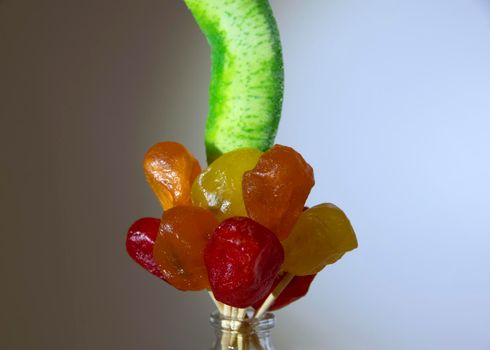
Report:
253,273,316,311
126,217,166,281
204,217,284,308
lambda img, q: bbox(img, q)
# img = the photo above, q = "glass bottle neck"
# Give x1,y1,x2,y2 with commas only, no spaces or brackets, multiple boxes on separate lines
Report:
209,310,275,350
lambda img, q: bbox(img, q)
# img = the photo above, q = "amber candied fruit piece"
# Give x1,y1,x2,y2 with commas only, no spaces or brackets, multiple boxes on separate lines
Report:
153,206,218,291
243,145,315,240
144,142,201,210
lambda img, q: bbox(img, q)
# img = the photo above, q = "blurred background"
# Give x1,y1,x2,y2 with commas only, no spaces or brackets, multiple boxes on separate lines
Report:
1,0,490,349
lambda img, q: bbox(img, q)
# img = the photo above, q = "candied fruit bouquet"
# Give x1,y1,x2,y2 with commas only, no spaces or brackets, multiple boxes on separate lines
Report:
126,0,358,349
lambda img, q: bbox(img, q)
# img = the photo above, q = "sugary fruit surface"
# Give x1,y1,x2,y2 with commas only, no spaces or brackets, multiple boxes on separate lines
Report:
243,145,314,240
126,217,166,281
153,206,218,291
204,217,284,307
282,203,358,276
191,148,262,222
143,142,201,210
252,274,316,311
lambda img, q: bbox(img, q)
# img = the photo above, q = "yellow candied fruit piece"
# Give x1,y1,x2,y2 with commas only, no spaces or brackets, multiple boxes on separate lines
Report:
191,148,262,222
282,203,358,276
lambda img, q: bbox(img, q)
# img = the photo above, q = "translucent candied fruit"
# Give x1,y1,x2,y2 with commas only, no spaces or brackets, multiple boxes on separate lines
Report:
252,273,316,311
126,217,166,281
144,142,201,210
204,217,284,307
243,145,314,240
282,203,358,276
153,206,218,291
191,148,262,222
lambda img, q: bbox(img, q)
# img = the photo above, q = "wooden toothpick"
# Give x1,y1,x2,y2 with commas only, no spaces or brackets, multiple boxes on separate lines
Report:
221,304,232,350
230,307,247,348
208,290,224,314
253,273,294,319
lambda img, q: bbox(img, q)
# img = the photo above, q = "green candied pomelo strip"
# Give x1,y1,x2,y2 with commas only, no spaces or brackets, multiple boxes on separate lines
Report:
184,0,284,163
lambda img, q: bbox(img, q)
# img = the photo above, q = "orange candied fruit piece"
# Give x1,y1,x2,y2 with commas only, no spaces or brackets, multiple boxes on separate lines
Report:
153,206,218,291
143,142,201,210
243,145,314,240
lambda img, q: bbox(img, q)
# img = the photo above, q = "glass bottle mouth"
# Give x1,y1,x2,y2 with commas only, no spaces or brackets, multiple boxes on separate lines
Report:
209,310,275,334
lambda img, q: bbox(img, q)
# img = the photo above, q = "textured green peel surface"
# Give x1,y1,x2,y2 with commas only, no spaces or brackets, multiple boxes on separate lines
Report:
184,0,284,163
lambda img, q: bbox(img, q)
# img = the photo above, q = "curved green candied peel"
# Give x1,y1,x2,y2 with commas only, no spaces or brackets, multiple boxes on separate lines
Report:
183,0,284,163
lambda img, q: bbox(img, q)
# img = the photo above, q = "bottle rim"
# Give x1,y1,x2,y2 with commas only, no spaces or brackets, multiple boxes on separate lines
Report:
209,309,275,333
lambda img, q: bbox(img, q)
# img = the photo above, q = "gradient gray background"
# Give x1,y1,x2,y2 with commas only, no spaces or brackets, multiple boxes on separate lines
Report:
1,0,489,349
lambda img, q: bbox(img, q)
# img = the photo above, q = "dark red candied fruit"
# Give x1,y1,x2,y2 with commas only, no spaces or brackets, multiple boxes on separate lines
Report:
126,217,166,281
252,273,316,311
204,217,284,308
